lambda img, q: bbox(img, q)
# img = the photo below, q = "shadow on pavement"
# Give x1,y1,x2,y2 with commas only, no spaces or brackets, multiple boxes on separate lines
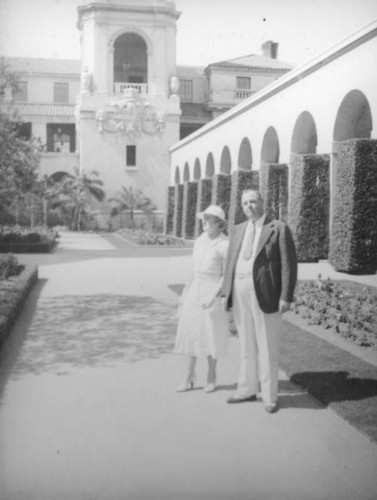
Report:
0,279,47,402
7,294,178,377
291,371,377,405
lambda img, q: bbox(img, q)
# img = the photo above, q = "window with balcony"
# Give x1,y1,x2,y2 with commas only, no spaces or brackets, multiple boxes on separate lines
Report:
126,145,136,168
113,33,148,95
54,82,69,103
13,81,28,102
235,77,252,99
46,124,76,153
179,80,193,102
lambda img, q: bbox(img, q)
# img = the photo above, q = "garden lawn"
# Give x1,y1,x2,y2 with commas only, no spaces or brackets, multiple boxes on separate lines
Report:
280,318,377,443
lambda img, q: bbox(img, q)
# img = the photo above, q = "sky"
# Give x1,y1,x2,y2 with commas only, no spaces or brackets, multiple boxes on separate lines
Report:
0,0,376,68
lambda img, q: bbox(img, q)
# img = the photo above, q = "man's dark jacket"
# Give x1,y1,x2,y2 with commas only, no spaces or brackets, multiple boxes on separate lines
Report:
221,217,298,313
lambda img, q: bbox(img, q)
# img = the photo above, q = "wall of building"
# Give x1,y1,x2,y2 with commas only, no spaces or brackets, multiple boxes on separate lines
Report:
170,22,377,181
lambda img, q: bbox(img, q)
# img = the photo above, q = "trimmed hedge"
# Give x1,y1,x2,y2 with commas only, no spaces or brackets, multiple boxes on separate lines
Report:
0,227,59,254
195,179,212,237
173,184,184,238
260,163,288,222
0,241,56,253
165,186,175,235
228,170,259,230
211,174,231,220
289,154,330,262
0,263,38,347
329,139,377,274
182,182,198,239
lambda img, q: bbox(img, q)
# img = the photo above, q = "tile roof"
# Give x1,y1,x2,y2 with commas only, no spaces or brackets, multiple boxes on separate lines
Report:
208,54,294,71
0,57,81,76
10,102,76,118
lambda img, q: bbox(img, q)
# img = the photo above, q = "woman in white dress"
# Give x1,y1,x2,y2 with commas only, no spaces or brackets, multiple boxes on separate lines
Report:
174,205,230,393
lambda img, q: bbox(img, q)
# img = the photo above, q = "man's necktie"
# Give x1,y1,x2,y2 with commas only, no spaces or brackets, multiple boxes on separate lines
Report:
242,223,255,260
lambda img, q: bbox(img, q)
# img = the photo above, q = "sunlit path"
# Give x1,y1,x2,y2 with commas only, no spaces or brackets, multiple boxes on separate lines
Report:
0,232,376,500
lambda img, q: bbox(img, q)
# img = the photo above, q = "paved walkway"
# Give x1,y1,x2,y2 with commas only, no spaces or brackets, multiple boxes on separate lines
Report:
0,231,376,500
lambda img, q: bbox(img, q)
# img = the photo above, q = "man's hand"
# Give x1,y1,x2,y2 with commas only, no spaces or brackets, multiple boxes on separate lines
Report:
279,300,292,314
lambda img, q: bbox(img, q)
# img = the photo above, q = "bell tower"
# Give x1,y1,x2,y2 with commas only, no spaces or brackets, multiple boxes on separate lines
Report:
76,0,181,229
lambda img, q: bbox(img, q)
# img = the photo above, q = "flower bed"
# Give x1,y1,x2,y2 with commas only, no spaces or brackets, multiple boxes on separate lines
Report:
115,228,187,246
293,276,377,349
0,255,38,346
0,226,58,253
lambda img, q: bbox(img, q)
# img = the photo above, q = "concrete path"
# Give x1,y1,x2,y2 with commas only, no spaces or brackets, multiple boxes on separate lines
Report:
0,231,376,500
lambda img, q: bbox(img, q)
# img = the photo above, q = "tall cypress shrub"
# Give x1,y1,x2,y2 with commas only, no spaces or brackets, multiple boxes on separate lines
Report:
165,186,175,234
260,163,288,221
289,154,330,262
211,174,231,219
182,181,198,239
329,139,377,273
195,179,212,237
228,170,259,230
173,184,184,238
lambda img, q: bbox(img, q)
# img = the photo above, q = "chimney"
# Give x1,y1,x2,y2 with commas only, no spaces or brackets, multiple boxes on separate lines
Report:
261,41,279,59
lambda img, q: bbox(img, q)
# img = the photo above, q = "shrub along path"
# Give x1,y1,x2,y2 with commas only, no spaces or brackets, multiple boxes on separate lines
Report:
0,231,376,500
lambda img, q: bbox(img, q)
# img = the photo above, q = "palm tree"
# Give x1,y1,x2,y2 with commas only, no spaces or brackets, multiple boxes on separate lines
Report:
50,167,105,231
109,186,156,228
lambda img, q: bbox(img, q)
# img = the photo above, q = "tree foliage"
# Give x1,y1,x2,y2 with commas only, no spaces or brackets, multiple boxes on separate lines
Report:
109,185,156,228
0,61,40,224
49,166,105,231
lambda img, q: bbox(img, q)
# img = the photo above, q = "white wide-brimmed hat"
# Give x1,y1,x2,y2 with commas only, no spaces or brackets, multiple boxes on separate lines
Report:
196,205,226,223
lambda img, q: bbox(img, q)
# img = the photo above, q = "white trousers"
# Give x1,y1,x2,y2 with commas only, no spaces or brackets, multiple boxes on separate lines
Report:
233,276,281,404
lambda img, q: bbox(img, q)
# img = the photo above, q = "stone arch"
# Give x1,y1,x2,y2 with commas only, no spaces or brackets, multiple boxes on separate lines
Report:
333,89,372,141
238,137,252,170
220,146,231,174
205,153,215,178
174,166,180,185
113,32,148,85
291,111,318,154
193,158,201,180
183,162,190,182
261,127,279,164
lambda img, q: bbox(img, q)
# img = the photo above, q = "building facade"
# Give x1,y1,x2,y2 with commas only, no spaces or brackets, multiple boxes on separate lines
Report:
1,0,292,229
167,20,377,272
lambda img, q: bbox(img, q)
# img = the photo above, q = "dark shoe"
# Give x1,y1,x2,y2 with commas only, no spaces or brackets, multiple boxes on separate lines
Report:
265,403,279,414
227,395,257,404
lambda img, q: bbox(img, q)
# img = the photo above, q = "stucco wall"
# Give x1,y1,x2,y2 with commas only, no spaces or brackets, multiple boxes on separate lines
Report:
170,22,377,183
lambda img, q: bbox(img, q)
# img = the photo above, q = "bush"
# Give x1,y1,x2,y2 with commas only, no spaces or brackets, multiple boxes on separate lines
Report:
0,225,58,243
293,275,377,348
116,228,186,246
182,181,198,239
0,254,23,280
260,163,288,222
173,184,184,237
195,179,212,237
329,139,377,274
165,186,175,235
0,263,38,345
211,174,231,219
289,154,330,262
228,170,259,229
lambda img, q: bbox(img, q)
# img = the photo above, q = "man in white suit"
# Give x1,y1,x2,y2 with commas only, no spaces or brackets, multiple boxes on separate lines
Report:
221,189,297,413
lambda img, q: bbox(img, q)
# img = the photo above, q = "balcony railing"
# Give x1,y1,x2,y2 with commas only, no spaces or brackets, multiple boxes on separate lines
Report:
207,88,255,106
114,82,148,96
234,89,254,99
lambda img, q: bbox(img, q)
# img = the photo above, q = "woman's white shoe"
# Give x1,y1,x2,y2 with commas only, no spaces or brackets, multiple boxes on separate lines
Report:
204,381,216,393
176,377,195,392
